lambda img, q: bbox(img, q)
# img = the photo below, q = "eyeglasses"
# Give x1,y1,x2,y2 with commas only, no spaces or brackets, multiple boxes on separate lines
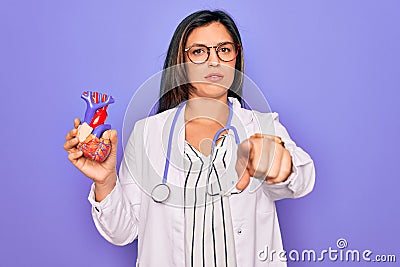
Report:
184,42,240,64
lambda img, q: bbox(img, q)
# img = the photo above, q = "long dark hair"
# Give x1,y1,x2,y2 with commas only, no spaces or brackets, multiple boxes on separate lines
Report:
157,10,244,114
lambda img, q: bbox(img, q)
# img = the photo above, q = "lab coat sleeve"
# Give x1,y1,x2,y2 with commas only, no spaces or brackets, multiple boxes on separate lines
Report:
259,112,315,201
87,121,143,246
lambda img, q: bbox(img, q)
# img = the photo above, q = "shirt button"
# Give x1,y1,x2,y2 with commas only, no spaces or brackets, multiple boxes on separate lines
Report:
237,228,242,235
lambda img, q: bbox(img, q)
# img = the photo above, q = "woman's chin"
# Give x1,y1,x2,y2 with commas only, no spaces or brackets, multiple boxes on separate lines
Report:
191,84,229,99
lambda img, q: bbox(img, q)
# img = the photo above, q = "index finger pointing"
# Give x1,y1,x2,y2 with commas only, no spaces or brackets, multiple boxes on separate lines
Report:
236,170,250,190
235,140,252,190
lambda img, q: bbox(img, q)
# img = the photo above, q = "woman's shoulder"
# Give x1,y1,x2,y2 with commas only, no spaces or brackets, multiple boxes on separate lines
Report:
230,97,279,121
133,106,177,130
233,106,279,126
250,109,280,121
144,107,176,121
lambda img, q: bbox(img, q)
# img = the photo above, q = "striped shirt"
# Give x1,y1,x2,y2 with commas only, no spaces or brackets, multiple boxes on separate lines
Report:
183,135,237,267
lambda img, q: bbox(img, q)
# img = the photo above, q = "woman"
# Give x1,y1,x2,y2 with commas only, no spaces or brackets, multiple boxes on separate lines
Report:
64,10,315,267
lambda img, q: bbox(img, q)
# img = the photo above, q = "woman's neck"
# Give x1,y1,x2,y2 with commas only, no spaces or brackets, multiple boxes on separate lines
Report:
184,97,229,126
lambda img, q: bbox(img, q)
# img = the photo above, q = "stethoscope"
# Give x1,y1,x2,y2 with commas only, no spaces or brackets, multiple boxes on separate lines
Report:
151,100,242,203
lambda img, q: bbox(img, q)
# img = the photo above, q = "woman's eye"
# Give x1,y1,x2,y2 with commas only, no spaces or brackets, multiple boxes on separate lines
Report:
192,48,205,55
219,47,232,53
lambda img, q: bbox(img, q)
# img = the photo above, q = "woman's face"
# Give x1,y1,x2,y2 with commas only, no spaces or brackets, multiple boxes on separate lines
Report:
184,22,237,102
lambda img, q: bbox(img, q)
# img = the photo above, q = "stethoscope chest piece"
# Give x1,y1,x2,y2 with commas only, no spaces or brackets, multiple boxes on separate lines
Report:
151,183,171,203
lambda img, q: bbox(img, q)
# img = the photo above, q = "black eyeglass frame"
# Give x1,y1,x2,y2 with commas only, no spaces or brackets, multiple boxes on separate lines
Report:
184,42,241,64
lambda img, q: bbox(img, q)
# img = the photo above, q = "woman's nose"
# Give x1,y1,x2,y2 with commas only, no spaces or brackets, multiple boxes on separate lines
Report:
208,48,220,66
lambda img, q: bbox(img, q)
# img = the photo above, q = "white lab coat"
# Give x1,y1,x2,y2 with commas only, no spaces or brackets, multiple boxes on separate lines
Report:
88,97,315,267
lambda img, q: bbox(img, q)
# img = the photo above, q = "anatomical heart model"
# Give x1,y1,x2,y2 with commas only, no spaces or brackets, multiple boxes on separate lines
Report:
77,91,115,162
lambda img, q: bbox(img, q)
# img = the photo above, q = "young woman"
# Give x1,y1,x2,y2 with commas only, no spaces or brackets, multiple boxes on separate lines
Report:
64,10,315,267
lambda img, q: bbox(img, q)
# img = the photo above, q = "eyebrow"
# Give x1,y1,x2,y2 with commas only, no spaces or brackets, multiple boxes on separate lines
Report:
186,41,234,48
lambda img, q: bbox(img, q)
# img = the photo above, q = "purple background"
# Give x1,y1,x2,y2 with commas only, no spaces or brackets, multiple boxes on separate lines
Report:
1,0,399,266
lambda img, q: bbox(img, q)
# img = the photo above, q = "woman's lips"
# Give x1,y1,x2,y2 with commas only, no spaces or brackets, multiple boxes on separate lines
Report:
204,73,224,82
